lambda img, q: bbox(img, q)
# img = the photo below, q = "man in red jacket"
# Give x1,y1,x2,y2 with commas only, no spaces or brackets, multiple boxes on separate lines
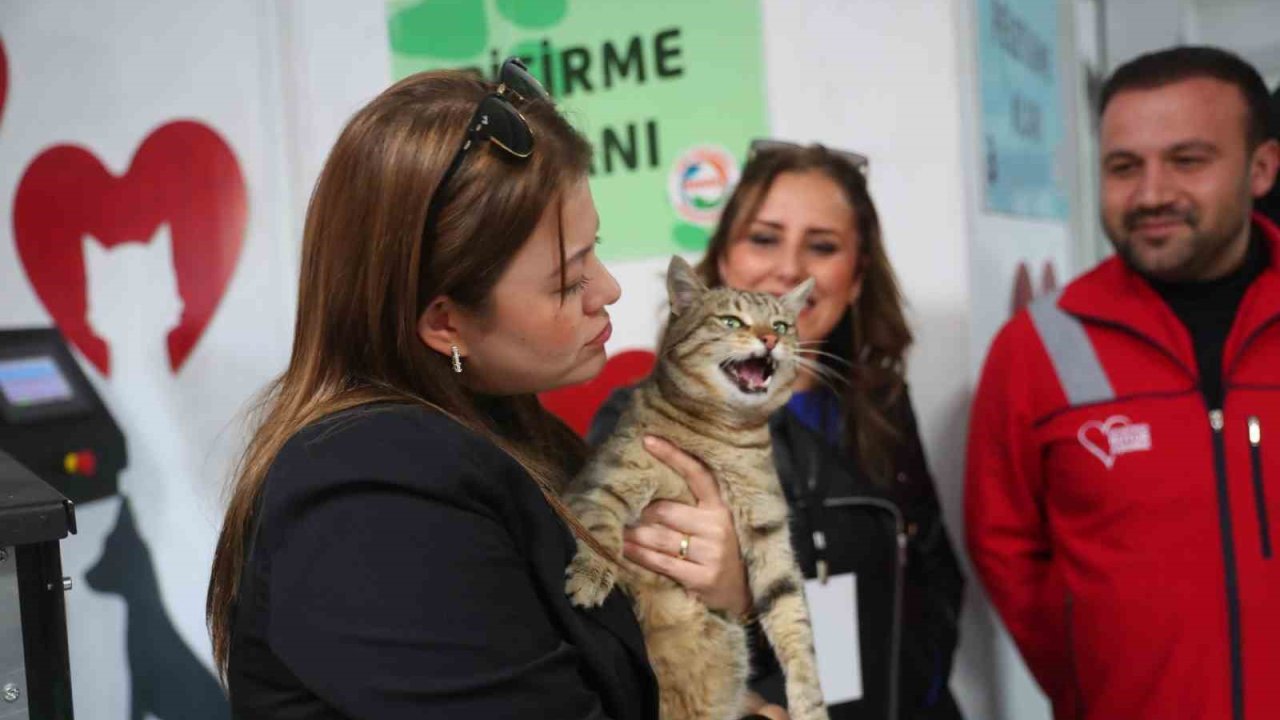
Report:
967,46,1280,720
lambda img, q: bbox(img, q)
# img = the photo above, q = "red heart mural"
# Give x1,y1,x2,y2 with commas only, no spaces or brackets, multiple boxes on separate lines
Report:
540,349,657,436
13,120,247,375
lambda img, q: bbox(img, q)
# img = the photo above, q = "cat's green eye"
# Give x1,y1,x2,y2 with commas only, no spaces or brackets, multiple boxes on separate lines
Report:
719,316,745,330
772,321,791,334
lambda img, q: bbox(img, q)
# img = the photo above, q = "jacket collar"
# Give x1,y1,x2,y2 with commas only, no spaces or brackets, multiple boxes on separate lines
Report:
1058,212,1280,379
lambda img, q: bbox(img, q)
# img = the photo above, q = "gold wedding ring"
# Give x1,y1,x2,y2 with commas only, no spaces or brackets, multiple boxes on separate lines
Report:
678,534,691,560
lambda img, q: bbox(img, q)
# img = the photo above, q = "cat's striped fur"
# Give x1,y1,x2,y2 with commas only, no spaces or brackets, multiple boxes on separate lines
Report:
564,256,828,720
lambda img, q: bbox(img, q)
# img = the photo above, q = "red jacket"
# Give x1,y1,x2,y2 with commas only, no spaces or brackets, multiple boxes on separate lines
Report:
966,214,1280,720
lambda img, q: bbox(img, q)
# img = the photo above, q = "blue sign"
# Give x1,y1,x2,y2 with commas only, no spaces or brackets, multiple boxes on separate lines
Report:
977,0,1069,220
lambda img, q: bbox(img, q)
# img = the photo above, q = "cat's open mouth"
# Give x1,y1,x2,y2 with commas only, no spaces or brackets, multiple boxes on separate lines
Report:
720,353,775,394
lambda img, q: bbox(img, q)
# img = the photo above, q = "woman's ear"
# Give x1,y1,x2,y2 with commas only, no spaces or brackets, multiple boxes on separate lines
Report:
849,273,865,305
417,296,464,359
849,258,867,305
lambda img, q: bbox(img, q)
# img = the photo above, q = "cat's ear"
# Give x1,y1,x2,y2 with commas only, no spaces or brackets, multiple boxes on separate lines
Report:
666,255,706,316
780,277,816,316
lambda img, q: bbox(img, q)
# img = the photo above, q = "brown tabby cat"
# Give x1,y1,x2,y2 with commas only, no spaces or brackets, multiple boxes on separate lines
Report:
563,256,828,720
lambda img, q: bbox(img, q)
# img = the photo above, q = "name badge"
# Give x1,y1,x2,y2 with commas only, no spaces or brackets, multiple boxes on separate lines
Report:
803,572,862,703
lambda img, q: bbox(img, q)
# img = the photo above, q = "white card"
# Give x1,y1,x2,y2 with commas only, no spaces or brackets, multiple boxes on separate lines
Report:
802,573,863,704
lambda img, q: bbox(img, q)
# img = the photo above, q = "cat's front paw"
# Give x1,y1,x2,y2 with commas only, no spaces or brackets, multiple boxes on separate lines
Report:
565,549,616,608
787,696,830,720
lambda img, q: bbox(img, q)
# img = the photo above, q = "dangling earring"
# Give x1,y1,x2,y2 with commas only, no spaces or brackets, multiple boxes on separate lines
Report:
450,345,463,374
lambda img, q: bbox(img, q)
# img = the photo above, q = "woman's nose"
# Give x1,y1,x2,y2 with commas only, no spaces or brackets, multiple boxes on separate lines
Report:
590,264,622,311
773,246,805,284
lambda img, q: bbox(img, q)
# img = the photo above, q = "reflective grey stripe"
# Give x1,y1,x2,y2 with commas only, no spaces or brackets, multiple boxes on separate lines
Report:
1027,291,1115,405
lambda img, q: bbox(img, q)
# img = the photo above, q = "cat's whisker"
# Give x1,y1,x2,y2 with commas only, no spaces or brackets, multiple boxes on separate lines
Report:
793,371,849,397
795,357,849,381
796,364,848,387
793,357,851,389
794,348,855,367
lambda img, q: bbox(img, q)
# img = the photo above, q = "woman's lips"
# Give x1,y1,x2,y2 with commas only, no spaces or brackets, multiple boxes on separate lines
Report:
588,320,612,346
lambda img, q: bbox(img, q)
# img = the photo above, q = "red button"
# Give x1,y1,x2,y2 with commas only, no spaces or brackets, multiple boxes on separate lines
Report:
63,450,98,477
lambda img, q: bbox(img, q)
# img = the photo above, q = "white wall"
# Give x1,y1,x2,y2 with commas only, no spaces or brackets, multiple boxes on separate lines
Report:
0,2,301,713
1105,0,1280,84
1191,0,1280,86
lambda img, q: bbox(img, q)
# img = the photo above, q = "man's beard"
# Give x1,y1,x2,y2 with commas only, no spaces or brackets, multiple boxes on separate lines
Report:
1110,203,1209,282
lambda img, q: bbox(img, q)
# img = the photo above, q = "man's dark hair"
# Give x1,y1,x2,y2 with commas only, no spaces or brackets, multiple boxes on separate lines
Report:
1100,46,1277,148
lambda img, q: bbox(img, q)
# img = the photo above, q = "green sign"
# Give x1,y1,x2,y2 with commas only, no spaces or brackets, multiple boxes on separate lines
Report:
387,0,768,261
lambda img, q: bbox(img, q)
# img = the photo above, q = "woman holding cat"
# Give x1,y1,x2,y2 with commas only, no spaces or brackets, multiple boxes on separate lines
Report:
206,61,771,719
591,143,965,719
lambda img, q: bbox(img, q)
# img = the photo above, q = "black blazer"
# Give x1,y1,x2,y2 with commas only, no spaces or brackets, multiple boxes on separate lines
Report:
227,404,658,720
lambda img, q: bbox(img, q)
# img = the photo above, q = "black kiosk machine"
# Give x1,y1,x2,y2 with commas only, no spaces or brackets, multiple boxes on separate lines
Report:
0,327,127,719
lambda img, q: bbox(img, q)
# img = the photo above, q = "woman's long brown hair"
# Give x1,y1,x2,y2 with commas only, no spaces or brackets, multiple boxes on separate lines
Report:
206,70,607,678
697,145,913,482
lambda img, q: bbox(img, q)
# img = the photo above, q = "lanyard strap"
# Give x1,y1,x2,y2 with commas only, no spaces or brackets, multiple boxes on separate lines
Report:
777,431,831,584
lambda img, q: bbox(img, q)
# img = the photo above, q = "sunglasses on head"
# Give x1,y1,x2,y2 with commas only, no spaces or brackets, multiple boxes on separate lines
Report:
747,138,870,177
421,57,551,245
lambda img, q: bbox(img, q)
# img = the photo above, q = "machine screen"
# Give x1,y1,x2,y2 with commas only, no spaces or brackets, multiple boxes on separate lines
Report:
0,356,76,407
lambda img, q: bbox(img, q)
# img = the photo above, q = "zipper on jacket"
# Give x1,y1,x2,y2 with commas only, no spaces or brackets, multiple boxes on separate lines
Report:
825,495,905,720
1248,416,1271,559
1209,408,1245,720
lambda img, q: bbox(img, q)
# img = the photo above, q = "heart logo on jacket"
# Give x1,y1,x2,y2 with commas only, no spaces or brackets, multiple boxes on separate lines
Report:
1077,415,1153,469
13,120,248,376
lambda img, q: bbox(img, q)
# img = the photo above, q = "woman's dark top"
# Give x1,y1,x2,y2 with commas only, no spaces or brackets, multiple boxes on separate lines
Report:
227,404,658,719
589,387,965,720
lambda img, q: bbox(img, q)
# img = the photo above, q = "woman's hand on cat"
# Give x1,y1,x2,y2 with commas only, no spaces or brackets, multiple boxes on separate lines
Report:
742,691,792,720
622,435,753,618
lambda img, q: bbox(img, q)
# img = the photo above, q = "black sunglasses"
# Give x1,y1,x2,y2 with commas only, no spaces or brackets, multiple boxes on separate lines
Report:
420,58,551,246
748,138,870,177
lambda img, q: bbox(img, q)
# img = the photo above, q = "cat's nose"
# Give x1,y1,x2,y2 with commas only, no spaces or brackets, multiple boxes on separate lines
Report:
760,333,778,351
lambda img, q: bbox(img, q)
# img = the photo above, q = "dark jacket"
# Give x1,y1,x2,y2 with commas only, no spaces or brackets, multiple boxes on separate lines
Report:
589,388,965,720
227,404,659,719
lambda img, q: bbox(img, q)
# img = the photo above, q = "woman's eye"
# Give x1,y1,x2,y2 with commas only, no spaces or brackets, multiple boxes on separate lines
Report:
747,233,778,246
719,316,744,329
772,320,790,334
808,242,838,255
563,276,591,296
